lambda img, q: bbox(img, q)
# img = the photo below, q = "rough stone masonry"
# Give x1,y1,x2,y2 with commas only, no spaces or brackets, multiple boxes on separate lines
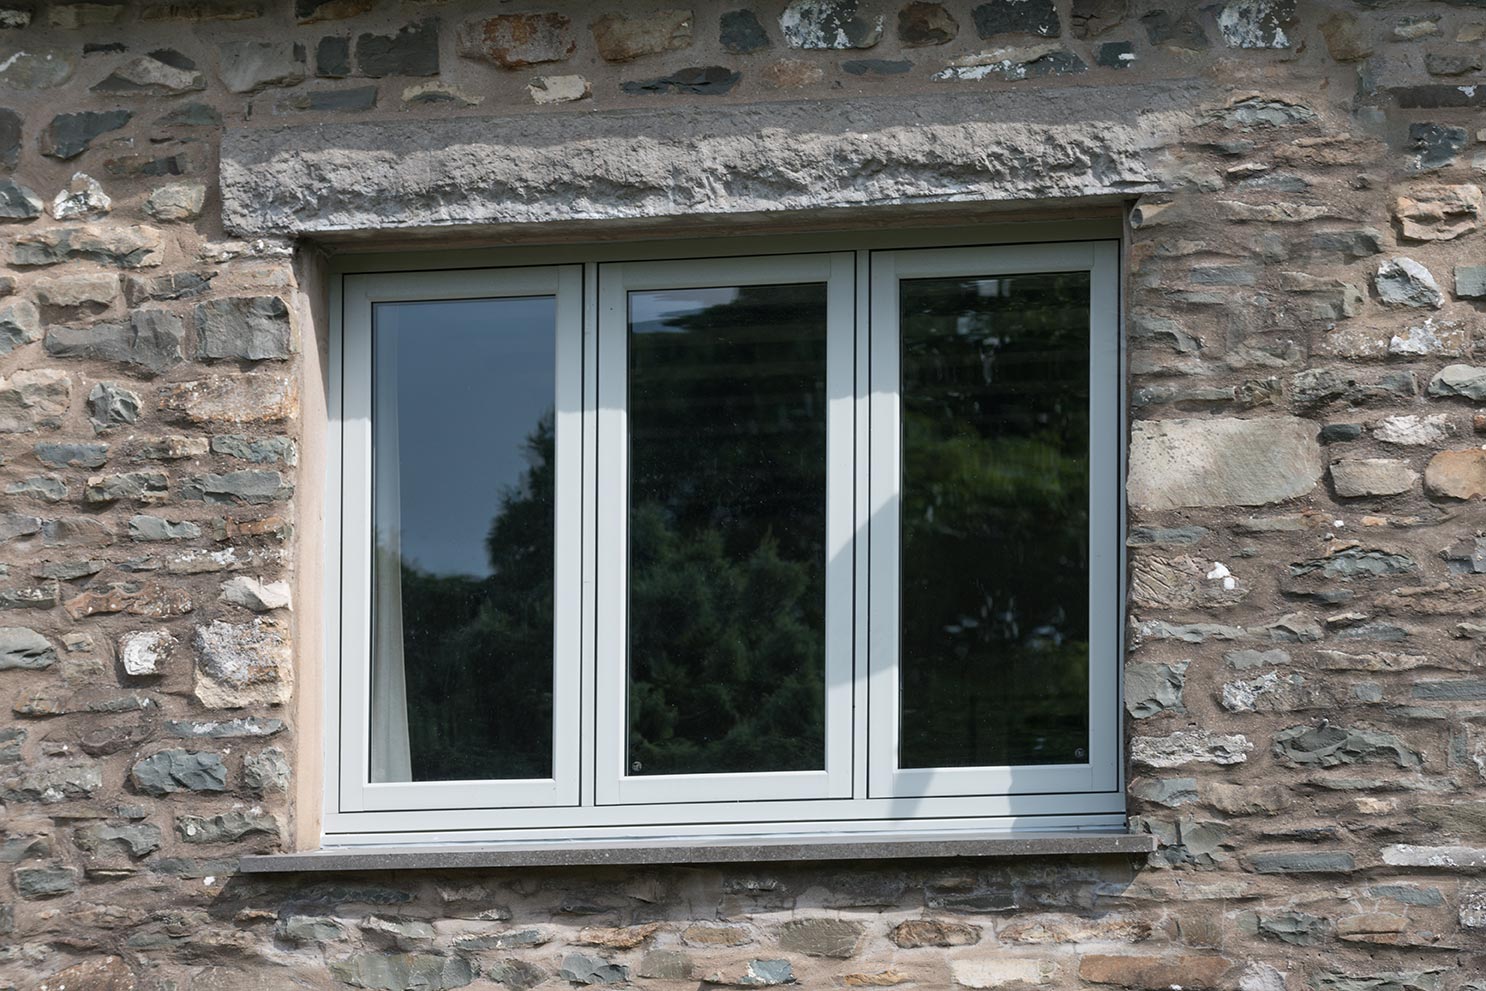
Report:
2,1,1486,990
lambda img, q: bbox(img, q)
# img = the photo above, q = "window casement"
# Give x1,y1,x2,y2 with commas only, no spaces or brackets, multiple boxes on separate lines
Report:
325,228,1124,848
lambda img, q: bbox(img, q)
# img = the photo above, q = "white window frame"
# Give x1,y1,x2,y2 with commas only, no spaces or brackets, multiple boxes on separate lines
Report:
322,224,1126,848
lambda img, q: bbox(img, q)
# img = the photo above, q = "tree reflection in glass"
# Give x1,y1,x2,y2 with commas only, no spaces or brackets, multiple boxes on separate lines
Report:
626,284,829,776
370,296,556,783
899,272,1092,769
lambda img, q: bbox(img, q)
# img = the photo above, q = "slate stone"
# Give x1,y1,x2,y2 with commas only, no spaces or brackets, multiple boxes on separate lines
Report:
1072,0,1128,38
210,434,296,464
1376,258,1443,308
3,763,102,802
780,0,883,49
176,810,279,844
280,915,347,944
130,749,227,795
485,959,546,991
1126,661,1187,717
0,108,20,171
1393,85,1486,109
46,310,185,375
777,918,863,958
622,67,742,96
128,515,201,541
1096,40,1135,67
1406,123,1467,173
296,0,373,23
278,86,378,113
1258,910,1325,945
14,864,77,898
166,716,284,738
88,382,142,430
243,747,289,794
316,35,351,77
559,954,630,986
0,627,55,670
1128,417,1321,509
39,110,133,161
74,822,162,858
0,299,40,354
218,40,306,93
1412,680,1486,701
0,179,43,219
92,51,205,94
843,58,911,75
1273,725,1421,768
1248,851,1356,874
1320,423,1364,443
329,953,476,991
1216,0,1295,48
157,102,222,127
124,271,214,303
8,476,67,503
84,471,168,506
105,153,189,178
1141,8,1208,48
182,470,293,504
973,0,1060,37
34,442,108,469
1291,548,1416,579
1456,265,1486,300
1130,777,1198,808
934,45,1086,80
722,9,771,52
0,48,75,89
356,19,440,78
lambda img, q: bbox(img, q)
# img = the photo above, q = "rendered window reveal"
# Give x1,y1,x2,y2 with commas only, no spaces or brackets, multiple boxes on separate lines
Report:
332,238,1121,842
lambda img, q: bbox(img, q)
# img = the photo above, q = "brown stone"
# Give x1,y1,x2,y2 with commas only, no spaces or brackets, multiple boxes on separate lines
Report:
577,922,660,949
457,13,575,69
1426,449,1486,500
682,923,754,946
157,375,297,426
34,955,136,991
889,918,982,948
761,58,824,88
1320,12,1373,60
1395,184,1482,241
844,972,910,987
591,10,692,62
776,918,863,958
1078,954,1232,989
897,2,958,46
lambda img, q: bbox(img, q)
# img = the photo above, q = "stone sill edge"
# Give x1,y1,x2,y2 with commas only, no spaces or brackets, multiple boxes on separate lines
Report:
239,831,1155,873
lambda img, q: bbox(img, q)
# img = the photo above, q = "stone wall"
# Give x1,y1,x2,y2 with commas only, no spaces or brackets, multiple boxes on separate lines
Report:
2,1,1486,990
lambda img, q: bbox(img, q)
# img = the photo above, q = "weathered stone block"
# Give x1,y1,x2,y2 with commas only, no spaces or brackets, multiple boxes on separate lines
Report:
456,13,574,68
1426,449,1486,500
889,918,980,947
1376,258,1444,308
145,182,207,221
0,178,43,219
195,295,293,361
46,310,184,375
218,40,306,93
776,918,862,958
592,10,691,61
88,382,141,431
0,369,71,433
1126,661,1187,717
12,225,164,268
330,952,475,991
0,627,56,669
14,863,78,898
1395,185,1481,241
1331,459,1417,498
1079,955,1231,989
972,0,1059,38
356,19,440,77
1131,730,1252,768
176,810,279,844
2,762,102,802
39,110,131,160
193,617,292,708
1127,417,1321,509
158,375,297,425
183,470,293,505
1273,725,1421,768
74,821,162,858
723,9,772,52
1216,0,1295,49
120,629,177,676
130,749,227,795
780,0,881,48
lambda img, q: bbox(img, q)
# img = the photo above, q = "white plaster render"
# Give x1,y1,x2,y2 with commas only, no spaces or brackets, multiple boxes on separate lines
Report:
219,90,1183,236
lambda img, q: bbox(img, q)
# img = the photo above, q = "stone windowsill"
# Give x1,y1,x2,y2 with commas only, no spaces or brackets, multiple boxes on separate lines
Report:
239,831,1155,873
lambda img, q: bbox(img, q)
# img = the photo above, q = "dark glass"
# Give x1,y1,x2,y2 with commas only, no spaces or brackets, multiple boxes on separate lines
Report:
899,272,1091,769
371,296,556,782
627,284,829,776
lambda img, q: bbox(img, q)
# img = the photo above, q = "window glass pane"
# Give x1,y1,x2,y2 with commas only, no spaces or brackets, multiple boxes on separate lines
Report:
627,284,828,776
370,296,556,783
899,272,1091,769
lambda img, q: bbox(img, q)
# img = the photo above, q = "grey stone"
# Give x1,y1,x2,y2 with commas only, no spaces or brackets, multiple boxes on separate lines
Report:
1131,729,1252,768
158,102,223,127
129,750,228,795
361,915,436,949
0,108,20,170
242,747,287,793
933,45,1087,80
94,51,205,94
144,182,207,221
0,48,74,89
1320,423,1366,443
211,434,296,464
1127,525,1208,546
1141,815,1229,867
12,225,165,268
707,960,795,987
1410,122,1468,172
777,918,862,958
559,954,630,985
1127,417,1321,509
899,2,958,45
5,475,64,504
1257,910,1325,945
1455,265,1486,299
622,67,742,96
220,91,1166,236
843,59,913,75
128,516,201,542
0,513,43,542
221,576,291,612
780,0,882,48
1428,364,1486,401
32,273,120,308
1444,537,1486,575
158,374,296,426
1141,8,1208,48
972,0,1060,38
195,295,293,361
485,959,546,990
1126,661,1188,717
1130,777,1198,807
1226,648,1289,670
39,110,133,160
0,833,49,862
455,13,574,69
83,471,169,506
1273,725,1421,768
356,19,439,77
638,951,692,981
1377,258,1444,308
722,9,771,52
88,382,142,431
46,310,186,375
194,618,292,708
14,864,78,898
592,10,692,61
280,914,347,944
1412,680,1486,701
1331,459,1417,498
74,822,162,858
176,811,279,844
120,629,176,675
1072,0,1127,37
1136,620,1243,643
1291,548,1416,580
125,271,214,304
1096,41,1135,67
183,470,294,505
329,953,475,991
166,716,284,738
1368,885,1444,907
2,762,102,802
1291,367,1417,407
0,628,55,669
0,299,40,355
296,0,372,23
218,40,306,93
316,35,351,77
456,928,550,951
1249,851,1356,874
1460,890,1486,929
277,86,378,113
1217,0,1295,48
34,443,108,469
0,179,44,220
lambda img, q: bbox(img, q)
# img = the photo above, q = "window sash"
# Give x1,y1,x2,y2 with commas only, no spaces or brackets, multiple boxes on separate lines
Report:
866,242,1122,799
594,253,857,805
338,266,585,812
325,229,1125,838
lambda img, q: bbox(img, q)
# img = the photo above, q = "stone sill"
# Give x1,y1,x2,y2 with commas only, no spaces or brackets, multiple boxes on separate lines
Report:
240,831,1155,873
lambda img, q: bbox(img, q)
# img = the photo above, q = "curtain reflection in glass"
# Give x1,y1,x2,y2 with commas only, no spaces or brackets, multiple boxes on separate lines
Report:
899,272,1091,769
627,284,829,776
371,296,556,783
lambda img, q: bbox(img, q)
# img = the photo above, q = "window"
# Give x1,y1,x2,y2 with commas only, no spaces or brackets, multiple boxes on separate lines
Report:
327,230,1122,846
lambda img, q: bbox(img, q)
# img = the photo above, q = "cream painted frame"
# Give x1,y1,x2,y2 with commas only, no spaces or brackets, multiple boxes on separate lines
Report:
320,220,1127,848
